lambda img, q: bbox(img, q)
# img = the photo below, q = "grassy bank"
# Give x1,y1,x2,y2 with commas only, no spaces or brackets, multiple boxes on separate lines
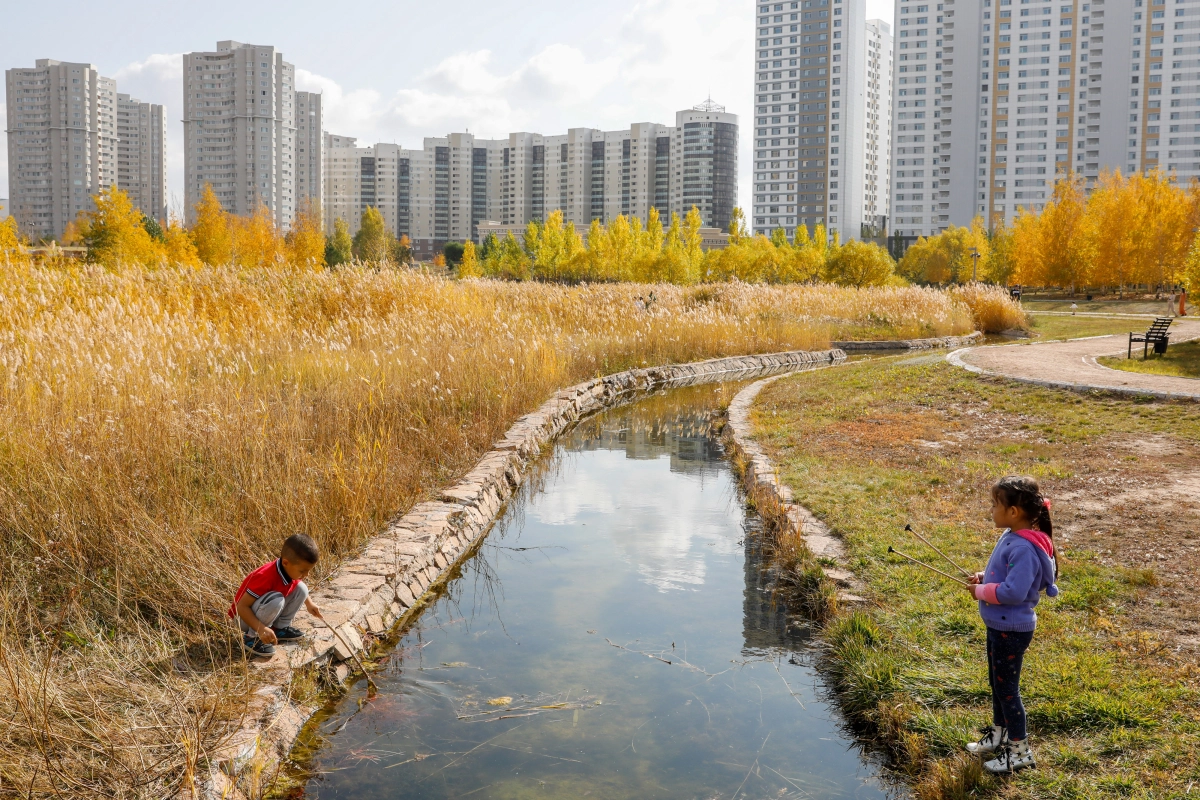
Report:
1027,314,1153,341
0,259,1001,798
750,356,1200,799
1099,340,1200,379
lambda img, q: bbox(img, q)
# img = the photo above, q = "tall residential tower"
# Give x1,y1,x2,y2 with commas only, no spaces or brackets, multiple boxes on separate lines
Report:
183,41,298,228
5,59,118,241
863,20,893,231
890,0,1191,239
116,94,167,223
750,0,874,242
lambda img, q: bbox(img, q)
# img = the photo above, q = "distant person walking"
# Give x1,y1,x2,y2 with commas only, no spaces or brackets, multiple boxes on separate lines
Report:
1168,289,1179,317
1181,288,1189,317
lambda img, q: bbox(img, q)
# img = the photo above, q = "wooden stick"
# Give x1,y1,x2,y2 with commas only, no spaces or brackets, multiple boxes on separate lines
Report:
314,613,378,696
888,546,971,587
904,523,972,577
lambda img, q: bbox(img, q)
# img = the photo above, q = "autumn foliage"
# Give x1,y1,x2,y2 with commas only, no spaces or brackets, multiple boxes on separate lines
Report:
904,169,1200,292
474,207,898,287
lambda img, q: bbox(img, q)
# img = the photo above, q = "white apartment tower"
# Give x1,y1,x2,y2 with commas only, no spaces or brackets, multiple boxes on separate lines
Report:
296,91,322,213
183,41,298,228
5,60,118,241
750,0,872,242
117,95,167,223
863,20,893,231
323,105,738,260
891,0,1188,239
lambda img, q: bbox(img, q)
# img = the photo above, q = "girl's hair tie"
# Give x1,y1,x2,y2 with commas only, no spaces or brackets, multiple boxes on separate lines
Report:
1043,499,1052,509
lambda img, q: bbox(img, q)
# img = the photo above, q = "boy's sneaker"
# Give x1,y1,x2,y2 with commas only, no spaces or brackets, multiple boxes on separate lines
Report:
271,626,305,643
966,725,1009,755
984,739,1036,774
242,635,275,658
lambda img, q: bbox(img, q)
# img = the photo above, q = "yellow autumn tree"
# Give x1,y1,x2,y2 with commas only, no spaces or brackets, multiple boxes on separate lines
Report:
458,240,482,277
77,186,163,267
162,216,202,268
0,202,22,257
824,240,896,287
190,184,232,266
1034,174,1094,290
1087,171,1139,292
1126,170,1191,289
230,203,286,267
287,200,326,268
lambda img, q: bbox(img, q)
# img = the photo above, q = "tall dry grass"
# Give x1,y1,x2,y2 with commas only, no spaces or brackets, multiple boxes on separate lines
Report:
0,259,975,797
951,282,1030,333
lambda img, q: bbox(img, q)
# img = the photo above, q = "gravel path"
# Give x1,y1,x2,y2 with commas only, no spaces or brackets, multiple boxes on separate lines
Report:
949,320,1200,399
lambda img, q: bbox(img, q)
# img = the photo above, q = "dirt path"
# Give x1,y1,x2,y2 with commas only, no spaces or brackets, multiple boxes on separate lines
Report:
951,320,1200,398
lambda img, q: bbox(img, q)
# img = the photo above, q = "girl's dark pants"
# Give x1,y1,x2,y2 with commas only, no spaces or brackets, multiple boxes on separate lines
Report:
986,627,1035,740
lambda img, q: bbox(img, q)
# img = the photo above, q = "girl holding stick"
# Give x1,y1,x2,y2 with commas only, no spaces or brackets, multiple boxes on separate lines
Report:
964,476,1060,774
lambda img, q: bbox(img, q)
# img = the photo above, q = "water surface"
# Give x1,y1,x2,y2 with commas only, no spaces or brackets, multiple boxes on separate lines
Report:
298,384,894,799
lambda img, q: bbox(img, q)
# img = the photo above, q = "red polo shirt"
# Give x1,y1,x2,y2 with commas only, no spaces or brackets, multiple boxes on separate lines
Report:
227,559,300,618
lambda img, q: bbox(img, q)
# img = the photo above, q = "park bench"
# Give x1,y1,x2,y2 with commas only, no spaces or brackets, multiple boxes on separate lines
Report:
1128,317,1173,358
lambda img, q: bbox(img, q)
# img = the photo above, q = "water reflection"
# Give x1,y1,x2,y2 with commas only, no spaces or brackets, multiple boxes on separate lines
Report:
296,383,897,799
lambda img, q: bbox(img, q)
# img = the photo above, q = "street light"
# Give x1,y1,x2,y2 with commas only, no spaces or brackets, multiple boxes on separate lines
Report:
969,246,980,283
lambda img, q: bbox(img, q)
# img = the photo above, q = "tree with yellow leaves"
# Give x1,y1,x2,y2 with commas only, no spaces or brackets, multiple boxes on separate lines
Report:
190,184,232,266
77,186,163,267
162,217,202,268
1033,174,1094,290
286,200,326,268
458,240,482,278
1125,170,1191,290
0,202,22,257
824,240,896,287
230,203,286,267
1087,171,1139,293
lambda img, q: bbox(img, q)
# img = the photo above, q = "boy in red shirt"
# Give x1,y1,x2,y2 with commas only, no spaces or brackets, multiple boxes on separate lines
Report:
229,534,324,657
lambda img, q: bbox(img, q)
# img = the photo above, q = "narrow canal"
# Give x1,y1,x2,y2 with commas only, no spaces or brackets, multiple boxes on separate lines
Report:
295,382,895,799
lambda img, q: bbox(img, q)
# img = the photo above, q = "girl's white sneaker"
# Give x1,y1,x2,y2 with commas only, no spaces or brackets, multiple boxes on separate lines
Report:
984,738,1036,774
966,725,1008,755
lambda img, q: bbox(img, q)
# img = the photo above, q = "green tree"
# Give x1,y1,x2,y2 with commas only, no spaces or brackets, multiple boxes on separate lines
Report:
391,234,413,265
142,215,165,242
443,241,466,266
325,217,353,267
353,207,392,262
480,232,499,261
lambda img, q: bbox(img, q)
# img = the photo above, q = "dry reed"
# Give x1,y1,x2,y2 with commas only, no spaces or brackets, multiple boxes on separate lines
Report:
0,259,975,797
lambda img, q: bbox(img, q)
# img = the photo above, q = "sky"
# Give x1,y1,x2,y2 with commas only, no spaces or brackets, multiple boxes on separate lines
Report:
1,0,894,218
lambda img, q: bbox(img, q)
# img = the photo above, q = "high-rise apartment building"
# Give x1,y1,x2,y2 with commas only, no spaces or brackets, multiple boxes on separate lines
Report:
183,41,298,228
890,0,1186,239
5,59,118,241
750,0,873,242
117,94,167,223
323,104,738,260
863,20,893,231
296,91,322,212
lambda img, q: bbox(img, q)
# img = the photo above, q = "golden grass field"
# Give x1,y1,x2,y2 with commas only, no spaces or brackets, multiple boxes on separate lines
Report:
0,258,1020,798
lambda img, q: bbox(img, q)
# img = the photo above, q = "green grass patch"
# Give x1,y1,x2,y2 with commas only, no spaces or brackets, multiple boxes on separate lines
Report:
1098,339,1200,379
750,357,1200,798
1027,314,1151,342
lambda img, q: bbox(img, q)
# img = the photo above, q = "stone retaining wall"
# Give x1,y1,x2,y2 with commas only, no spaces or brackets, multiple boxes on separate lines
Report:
723,374,865,603
191,347,846,800
833,331,982,351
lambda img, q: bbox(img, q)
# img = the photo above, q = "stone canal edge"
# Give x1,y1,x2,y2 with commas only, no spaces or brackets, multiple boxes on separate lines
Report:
189,333,980,799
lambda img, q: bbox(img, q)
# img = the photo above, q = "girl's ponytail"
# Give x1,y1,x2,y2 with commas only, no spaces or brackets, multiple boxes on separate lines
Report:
1035,498,1053,538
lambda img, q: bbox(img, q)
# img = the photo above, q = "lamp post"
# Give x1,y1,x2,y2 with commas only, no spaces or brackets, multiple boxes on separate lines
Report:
969,246,980,283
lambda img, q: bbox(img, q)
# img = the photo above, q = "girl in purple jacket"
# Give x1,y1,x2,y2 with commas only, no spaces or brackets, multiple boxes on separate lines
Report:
965,476,1060,774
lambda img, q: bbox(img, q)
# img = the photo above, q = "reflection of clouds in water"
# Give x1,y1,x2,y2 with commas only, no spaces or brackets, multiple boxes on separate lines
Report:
533,449,740,592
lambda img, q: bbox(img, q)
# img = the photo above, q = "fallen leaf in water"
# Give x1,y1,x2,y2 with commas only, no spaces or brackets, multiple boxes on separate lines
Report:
487,696,513,706
413,753,430,761
586,630,596,634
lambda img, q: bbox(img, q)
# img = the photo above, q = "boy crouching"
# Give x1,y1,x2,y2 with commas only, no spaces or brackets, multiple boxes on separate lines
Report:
229,533,323,657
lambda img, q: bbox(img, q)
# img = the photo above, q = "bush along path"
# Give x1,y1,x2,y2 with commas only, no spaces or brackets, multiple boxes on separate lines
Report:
732,354,1200,799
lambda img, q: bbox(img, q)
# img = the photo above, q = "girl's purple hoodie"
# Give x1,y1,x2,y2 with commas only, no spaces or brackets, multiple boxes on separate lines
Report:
972,528,1060,632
